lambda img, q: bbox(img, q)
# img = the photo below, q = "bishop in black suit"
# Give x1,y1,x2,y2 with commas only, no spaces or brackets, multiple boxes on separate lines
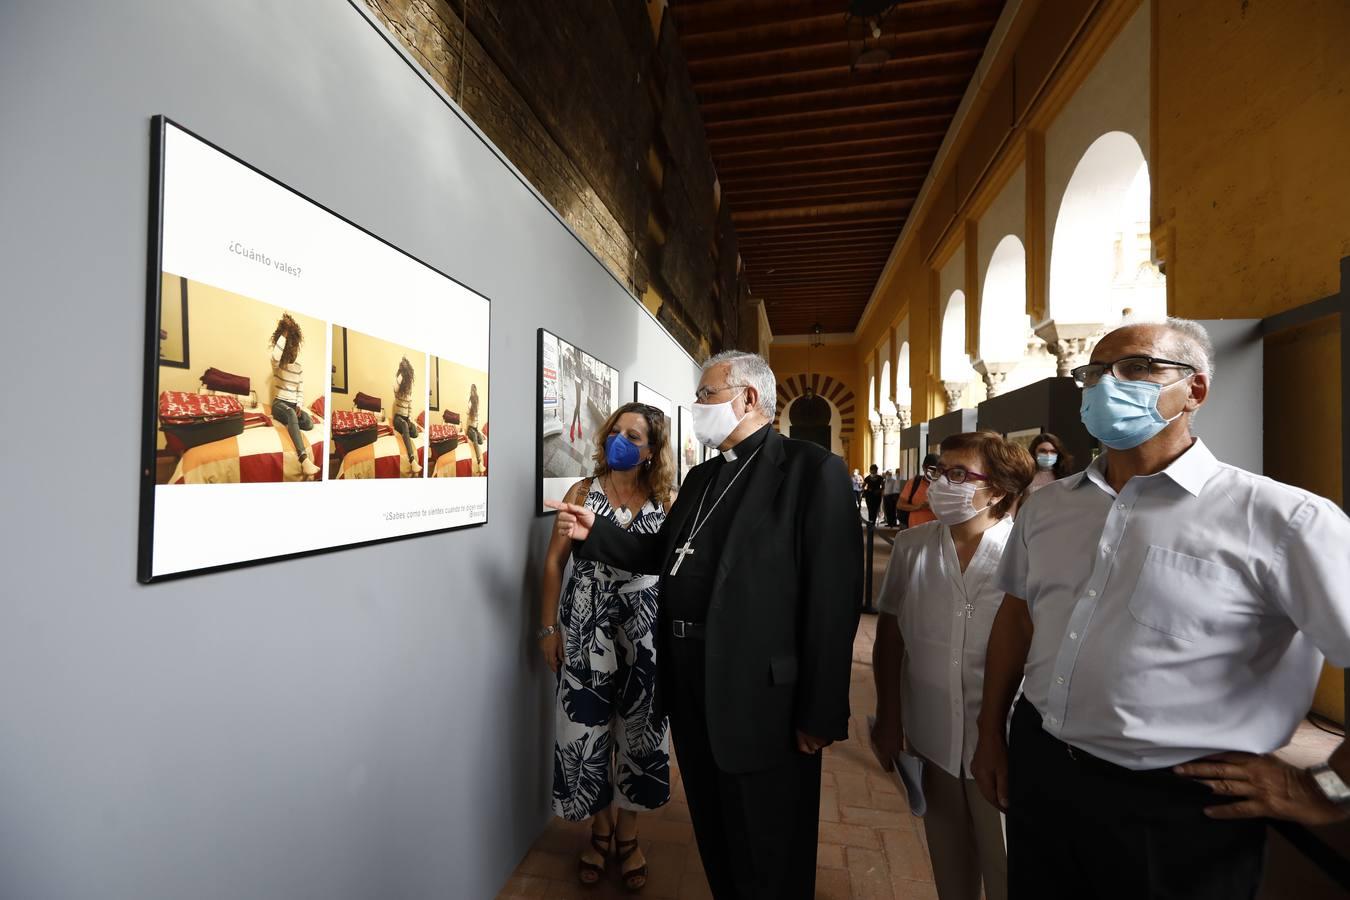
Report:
549,351,862,899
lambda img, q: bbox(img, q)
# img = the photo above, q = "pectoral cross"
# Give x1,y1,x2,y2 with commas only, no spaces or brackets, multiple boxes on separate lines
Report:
671,540,695,575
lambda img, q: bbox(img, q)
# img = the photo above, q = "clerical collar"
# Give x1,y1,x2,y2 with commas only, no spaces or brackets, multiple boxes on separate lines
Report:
721,423,771,463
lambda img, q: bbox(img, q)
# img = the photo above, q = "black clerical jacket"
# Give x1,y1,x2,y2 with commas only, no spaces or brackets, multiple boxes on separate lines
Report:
578,427,862,774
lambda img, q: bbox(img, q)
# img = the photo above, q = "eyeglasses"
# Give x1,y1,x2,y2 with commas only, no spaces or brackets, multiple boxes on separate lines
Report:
1070,356,1196,389
924,464,991,485
694,383,746,404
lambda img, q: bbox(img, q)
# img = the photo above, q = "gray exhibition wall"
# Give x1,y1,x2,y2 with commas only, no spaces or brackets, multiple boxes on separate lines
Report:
0,3,701,898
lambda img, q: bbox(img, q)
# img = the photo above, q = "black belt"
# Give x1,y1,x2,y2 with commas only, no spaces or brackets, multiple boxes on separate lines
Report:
669,619,706,640
1015,697,1175,778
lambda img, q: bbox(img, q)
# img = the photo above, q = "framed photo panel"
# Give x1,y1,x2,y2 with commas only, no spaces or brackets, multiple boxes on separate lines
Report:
538,329,620,513
140,117,490,582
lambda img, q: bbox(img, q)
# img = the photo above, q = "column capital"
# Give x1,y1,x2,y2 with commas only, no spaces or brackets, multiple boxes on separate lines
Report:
942,381,966,413
1033,320,1105,378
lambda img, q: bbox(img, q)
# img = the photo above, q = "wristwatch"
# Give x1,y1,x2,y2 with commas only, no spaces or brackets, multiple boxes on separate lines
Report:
1308,761,1350,807
536,624,558,640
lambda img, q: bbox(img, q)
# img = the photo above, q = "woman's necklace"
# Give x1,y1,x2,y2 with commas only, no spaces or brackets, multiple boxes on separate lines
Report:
606,474,638,527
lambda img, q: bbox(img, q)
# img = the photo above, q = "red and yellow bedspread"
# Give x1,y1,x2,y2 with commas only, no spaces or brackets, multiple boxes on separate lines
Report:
334,431,424,479
169,418,325,484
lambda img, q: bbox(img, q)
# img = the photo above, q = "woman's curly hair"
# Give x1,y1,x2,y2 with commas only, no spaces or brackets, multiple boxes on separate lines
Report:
269,314,303,367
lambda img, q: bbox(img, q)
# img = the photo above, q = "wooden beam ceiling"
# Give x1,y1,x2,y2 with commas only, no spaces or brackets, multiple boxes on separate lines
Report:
668,0,1005,335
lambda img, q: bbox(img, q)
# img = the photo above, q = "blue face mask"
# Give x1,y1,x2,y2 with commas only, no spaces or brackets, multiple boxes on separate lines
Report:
1080,376,1190,450
605,433,644,471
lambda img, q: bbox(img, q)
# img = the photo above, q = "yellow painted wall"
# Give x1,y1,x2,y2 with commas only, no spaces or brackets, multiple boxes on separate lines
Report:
157,273,326,449
768,343,863,466
333,325,427,431
1157,0,1349,723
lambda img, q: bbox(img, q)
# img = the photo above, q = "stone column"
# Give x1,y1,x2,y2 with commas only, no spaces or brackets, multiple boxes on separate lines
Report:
897,406,912,429
1034,321,1105,378
881,415,901,471
942,381,965,413
973,360,1018,399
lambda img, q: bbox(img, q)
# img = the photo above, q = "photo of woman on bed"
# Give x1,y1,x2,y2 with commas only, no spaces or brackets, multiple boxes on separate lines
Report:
328,325,428,480
269,313,321,478
154,274,327,485
392,356,422,476
426,355,489,478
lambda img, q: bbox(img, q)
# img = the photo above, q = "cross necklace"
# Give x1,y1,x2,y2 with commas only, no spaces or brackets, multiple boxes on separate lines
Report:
669,445,763,575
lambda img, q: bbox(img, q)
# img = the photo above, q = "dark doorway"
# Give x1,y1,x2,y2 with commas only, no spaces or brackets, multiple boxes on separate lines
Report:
789,395,832,452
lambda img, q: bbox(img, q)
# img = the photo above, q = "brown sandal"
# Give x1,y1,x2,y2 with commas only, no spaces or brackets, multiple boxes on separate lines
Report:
616,837,648,893
578,831,611,886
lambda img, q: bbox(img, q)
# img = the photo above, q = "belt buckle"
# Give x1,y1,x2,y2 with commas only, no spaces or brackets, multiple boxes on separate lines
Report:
672,620,686,639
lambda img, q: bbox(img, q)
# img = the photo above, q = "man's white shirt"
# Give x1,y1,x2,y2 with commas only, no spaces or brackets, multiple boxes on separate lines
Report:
996,439,1350,769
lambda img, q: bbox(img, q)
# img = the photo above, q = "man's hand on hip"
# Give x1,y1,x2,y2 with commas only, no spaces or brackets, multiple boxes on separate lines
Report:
1175,752,1350,826
796,730,832,754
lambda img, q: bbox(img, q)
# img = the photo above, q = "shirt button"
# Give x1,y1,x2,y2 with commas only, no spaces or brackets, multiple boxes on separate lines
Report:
1047,715,1057,724
1087,589,1098,598
1056,676,1065,684
952,658,959,666
1102,545,1111,554
1117,503,1127,510
1069,632,1079,640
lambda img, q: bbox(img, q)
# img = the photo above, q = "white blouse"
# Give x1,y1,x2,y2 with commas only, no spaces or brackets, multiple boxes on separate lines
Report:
877,517,1013,779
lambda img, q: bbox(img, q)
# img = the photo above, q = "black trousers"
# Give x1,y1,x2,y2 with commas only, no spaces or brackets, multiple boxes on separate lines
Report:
864,494,882,524
882,494,899,526
1007,698,1266,900
664,634,822,899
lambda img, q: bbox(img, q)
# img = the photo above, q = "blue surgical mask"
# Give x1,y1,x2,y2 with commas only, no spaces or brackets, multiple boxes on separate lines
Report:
1035,453,1058,470
605,433,643,471
1080,376,1190,450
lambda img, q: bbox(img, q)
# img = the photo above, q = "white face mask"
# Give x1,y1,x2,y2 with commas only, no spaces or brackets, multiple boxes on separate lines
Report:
691,390,746,449
926,477,998,527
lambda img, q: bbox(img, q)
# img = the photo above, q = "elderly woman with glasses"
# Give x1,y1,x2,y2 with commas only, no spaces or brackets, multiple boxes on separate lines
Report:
871,431,1035,900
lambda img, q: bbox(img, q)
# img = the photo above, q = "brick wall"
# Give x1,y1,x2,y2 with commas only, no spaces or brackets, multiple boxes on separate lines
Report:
361,0,746,360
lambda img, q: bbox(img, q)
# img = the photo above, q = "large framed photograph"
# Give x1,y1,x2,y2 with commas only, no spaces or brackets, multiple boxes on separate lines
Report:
140,117,490,582
1004,426,1043,452
538,329,620,513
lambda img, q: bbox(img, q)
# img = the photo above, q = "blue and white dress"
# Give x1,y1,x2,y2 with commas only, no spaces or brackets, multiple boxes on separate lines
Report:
552,481,670,821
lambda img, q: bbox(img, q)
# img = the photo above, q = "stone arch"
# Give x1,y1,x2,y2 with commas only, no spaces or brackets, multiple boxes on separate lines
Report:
1049,131,1165,327
774,373,856,457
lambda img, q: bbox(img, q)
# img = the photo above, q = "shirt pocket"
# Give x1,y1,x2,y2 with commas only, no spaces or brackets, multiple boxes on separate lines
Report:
1126,545,1249,642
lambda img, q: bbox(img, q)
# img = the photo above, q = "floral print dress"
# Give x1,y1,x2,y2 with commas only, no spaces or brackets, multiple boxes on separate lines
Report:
552,481,670,821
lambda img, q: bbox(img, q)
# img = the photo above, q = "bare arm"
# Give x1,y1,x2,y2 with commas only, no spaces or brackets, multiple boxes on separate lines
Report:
537,481,587,672
971,595,1033,810
870,612,907,768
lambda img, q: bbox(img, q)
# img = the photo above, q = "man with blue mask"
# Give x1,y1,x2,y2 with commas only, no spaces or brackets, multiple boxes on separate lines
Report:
548,350,861,899
969,319,1350,900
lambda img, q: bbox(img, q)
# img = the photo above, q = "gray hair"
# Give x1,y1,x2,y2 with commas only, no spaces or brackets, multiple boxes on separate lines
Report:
701,350,777,418
1161,317,1215,380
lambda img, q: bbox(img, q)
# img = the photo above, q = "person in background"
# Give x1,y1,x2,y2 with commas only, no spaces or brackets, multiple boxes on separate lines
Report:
1028,433,1072,492
872,432,1032,900
852,468,865,510
538,402,675,892
267,313,321,478
883,469,902,527
973,319,1350,899
863,464,886,526
897,453,939,528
